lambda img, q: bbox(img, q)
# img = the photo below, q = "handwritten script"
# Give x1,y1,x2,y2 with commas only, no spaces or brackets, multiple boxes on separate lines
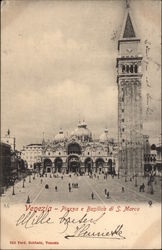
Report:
59,211,126,240
15,206,126,240
16,211,54,229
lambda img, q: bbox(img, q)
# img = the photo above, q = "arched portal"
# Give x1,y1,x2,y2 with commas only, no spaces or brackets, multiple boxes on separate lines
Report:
144,164,152,173
95,158,104,172
68,155,80,173
44,158,52,173
68,143,81,155
54,157,63,173
84,157,93,173
108,159,113,174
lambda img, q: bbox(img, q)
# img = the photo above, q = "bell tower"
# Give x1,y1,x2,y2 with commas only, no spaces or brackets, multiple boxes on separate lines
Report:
117,3,143,178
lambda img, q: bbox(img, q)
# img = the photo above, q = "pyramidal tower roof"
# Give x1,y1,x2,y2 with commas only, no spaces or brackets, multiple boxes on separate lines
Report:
119,1,139,41
123,13,135,38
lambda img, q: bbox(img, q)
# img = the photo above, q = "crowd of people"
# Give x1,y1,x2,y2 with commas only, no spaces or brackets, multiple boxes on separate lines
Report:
24,170,159,203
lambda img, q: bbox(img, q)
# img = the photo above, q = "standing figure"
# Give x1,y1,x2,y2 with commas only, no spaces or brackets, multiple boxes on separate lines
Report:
91,192,94,200
141,183,145,192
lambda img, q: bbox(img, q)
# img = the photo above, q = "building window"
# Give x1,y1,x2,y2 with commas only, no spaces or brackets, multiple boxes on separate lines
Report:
122,119,124,122
48,152,50,156
126,65,129,73
59,152,61,155
88,152,89,155
135,64,138,73
122,139,125,142
122,128,125,132
122,65,125,73
130,65,133,73
122,97,124,102
122,109,124,112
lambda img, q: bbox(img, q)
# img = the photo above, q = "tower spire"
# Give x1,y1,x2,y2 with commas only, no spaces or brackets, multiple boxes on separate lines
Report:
42,132,45,144
118,0,139,46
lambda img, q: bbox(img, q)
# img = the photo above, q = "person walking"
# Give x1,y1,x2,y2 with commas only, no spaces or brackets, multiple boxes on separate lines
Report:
143,183,145,192
91,192,94,200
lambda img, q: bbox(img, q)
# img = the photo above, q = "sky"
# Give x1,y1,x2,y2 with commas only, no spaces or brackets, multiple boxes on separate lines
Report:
1,0,161,149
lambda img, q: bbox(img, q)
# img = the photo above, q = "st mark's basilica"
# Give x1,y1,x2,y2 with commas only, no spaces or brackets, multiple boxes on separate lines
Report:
41,121,118,175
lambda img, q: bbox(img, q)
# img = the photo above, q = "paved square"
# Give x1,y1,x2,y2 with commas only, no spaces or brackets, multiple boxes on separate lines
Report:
1,173,161,205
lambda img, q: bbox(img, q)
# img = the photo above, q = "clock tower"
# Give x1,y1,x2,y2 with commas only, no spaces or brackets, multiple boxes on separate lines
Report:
117,4,143,178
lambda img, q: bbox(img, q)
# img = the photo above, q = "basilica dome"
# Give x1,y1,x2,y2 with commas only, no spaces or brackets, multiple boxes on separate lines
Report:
71,121,92,141
54,129,66,142
99,128,109,143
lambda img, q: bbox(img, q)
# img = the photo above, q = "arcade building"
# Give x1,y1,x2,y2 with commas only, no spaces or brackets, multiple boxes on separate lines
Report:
41,121,118,174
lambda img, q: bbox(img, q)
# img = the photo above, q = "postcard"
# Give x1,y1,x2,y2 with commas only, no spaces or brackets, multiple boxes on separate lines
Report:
1,0,161,249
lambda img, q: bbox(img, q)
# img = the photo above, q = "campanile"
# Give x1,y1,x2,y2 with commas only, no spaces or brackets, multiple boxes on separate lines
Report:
117,3,143,178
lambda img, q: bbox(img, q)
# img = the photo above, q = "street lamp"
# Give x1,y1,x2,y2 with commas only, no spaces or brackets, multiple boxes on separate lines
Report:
118,167,120,179
12,184,15,195
125,169,127,182
22,179,25,188
135,174,138,187
12,177,16,195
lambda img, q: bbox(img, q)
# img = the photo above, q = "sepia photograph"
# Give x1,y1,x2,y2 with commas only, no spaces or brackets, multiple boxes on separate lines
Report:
1,0,161,249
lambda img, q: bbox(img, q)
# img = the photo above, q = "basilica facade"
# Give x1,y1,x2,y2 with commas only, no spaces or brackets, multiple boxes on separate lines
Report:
41,121,118,174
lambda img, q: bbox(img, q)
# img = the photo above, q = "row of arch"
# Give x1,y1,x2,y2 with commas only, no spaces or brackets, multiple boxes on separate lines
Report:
121,64,138,74
43,157,113,173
